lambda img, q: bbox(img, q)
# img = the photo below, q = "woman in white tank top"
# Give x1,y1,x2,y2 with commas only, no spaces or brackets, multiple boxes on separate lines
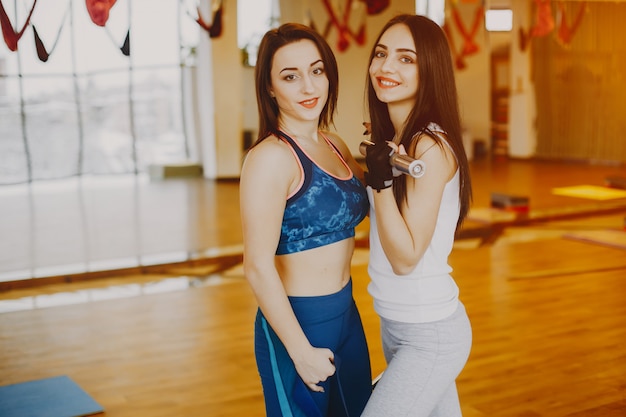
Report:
360,14,474,417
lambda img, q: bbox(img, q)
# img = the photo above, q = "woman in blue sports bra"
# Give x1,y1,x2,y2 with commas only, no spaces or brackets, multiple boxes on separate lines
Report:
239,23,372,416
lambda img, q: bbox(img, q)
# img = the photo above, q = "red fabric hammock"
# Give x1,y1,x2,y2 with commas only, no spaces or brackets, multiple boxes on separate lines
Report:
0,0,38,51
195,0,223,38
365,0,388,15
321,0,351,51
86,0,117,27
529,0,554,38
32,2,71,62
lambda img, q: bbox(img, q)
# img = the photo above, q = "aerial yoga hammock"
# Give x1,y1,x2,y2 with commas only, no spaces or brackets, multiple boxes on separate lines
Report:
86,0,117,27
31,2,71,62
0,0,38,51
188,0,224,38
85,0,129,56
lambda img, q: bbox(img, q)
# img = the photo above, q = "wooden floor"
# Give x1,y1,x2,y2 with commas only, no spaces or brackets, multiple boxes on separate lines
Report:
1,157,626,417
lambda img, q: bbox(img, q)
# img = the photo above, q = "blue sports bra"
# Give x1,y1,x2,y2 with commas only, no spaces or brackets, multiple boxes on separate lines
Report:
276,131,369,255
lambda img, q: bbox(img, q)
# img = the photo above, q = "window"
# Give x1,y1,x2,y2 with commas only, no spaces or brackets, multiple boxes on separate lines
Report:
415,0,445,26
0,0,189,184
485,9,513,32
237,0,280,66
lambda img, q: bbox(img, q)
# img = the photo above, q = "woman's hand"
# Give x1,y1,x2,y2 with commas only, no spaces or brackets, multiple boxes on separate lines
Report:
364,140,394,191
387,142,406,155
293,345,336,392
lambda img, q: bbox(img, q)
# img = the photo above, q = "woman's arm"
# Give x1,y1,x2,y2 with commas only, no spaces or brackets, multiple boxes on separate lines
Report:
240,139,335,391
370,134,457,275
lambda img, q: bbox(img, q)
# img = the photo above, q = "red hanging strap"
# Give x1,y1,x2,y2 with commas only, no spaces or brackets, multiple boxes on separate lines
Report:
0,0,38,51
208,1,223,38
353,20,365,45
351,0,367,45
321,0,351,51
443,19,466,71
451,5,484,57
557,1,586,46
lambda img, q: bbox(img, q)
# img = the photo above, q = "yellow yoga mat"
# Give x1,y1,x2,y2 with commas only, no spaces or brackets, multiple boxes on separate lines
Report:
551,185,626,200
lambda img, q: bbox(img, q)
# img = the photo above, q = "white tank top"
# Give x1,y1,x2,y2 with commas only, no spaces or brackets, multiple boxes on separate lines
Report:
367,124,461,323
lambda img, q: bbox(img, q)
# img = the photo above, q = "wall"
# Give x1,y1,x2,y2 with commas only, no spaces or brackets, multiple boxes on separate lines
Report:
216,0,496,178
507,0,536,158
532,1,626,163
449,3,491,150
195,0,243,178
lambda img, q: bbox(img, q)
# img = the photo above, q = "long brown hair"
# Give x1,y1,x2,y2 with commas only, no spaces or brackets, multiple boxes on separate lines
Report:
253,23,339,146
366,14,472,230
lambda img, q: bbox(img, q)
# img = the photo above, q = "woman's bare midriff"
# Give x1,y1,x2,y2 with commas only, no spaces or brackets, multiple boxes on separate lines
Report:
275,238,355,297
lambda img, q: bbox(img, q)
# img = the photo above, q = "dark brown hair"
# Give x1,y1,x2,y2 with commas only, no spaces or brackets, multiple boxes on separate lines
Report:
366,14,472,229
253,23,339,145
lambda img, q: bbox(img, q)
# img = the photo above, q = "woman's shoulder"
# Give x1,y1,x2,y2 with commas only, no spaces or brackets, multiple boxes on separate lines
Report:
410,125,454,162
247,134,293,158
243,135,298,173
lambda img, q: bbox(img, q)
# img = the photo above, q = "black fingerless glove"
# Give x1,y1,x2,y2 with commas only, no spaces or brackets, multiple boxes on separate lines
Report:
364,140,393,192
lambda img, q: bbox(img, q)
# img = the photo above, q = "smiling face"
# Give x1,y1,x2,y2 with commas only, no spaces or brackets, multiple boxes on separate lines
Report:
270,39,329,127
369,23,418,114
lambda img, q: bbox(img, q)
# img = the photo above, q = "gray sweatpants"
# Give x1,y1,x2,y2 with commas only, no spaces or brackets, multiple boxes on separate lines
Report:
360,303,472,417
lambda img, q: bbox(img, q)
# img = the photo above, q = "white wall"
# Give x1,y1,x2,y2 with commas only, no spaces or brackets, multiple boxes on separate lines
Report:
194,0,243,179
508,0,536,158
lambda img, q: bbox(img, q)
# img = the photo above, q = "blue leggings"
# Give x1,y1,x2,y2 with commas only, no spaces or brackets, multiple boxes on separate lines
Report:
254,279,372,417
360,303,472,417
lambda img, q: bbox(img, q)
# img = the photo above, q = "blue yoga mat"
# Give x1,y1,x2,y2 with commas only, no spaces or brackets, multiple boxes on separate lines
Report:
0,375,104,417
